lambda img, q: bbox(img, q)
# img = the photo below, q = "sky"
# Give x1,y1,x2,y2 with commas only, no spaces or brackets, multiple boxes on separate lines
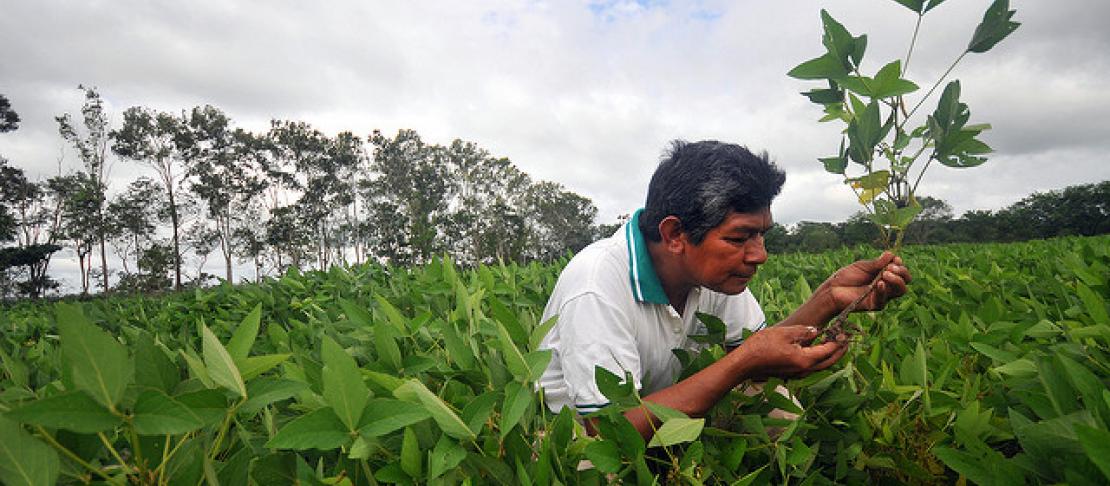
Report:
1,0,1108,290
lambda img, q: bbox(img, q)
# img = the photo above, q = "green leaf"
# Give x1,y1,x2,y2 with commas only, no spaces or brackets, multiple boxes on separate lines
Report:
867,60,920,98
57,303,133,410
892,199,924,229
969,342,1018,363
819,156,847,175
237,353,291,381
338,298,374,327
134,333,179,393
932,447,996,485
428,435,467,480
584,440,623,474
788,54,848,81
266,407,350,450
890,0,924,13
529,315,559,352
643,402,690,423
201,324,247,397
364,369,405,393
401,426,422,479
802,88,843,105
374,325,403,371
495,317,532,382
734,465,768,486
374,293,409,331
992,358,1037,377
648,418,705,447
321,336,370,432
6,391,121,434
1076,282,1109,325
132,390,205,435
241,378,308,415
1075,424,1110,480
0,417,59,486
500,381,533,439
461,390,500,434
226,303,261,361
524,350,553,382
180,350,214,388
358,398,432,437
597,414,645,457
393,379,476,441
820,10,864,71
595,366,636,403
847,100,882,163
967,0,1020,53
176,389,229,426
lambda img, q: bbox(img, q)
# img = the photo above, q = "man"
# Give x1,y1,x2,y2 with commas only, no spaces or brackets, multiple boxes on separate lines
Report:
537,140,910,439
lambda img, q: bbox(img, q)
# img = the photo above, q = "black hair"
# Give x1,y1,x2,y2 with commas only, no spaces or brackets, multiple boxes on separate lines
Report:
639,140,786,244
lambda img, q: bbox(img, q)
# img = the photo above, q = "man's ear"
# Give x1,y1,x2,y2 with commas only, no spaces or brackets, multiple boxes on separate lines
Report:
657,216,688,254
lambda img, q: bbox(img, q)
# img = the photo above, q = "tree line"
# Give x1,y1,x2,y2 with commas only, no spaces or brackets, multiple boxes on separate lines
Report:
765,183,1110,254
0,88,602,299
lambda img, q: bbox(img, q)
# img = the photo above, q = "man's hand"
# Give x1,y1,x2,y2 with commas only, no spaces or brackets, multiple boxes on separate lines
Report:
820,251,911,313
733,325,848,381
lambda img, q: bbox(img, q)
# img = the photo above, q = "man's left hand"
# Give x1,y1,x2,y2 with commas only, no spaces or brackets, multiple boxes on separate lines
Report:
821,251,911,313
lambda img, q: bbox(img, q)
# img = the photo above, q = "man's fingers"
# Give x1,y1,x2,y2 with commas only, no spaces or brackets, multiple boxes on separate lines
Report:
799,339,843,365
813,338,849,370
788,326,821,344
857,251,896,274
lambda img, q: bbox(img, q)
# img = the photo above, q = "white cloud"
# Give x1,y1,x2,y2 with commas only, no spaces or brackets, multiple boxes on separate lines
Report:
1,0,1106,292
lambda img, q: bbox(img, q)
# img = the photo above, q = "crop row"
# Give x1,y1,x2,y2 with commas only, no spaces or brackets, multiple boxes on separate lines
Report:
0,236,1107,485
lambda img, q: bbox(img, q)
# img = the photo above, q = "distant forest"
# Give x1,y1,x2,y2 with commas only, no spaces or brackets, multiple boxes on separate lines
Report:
0,88,602,299
765,182,1110,254
1,89,1106,300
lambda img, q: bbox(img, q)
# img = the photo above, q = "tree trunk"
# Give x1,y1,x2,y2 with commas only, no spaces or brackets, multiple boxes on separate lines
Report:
99,234,109,293
168,185,182,290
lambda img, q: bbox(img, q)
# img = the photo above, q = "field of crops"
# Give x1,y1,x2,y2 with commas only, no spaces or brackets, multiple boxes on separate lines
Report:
1,235,1108,485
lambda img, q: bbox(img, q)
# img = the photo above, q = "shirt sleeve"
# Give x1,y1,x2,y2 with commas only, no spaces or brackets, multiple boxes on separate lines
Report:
553,292,643,415
719,289,767,348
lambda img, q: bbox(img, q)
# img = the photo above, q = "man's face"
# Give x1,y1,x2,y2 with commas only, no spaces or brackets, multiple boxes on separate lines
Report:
681,207,772,295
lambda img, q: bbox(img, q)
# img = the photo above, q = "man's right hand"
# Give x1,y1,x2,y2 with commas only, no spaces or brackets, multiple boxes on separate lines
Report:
732,325,848,381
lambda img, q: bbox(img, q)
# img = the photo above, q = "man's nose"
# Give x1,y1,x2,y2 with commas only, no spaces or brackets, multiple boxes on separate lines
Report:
745,235,768,265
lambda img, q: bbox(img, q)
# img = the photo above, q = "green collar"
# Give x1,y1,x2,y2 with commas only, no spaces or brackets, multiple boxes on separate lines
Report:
625,209,669,305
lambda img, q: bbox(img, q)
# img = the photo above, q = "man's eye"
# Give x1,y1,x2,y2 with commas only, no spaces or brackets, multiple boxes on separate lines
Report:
726,236,750,244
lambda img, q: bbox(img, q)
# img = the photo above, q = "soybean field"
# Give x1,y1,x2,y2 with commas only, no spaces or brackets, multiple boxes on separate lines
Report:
1,235,1108,485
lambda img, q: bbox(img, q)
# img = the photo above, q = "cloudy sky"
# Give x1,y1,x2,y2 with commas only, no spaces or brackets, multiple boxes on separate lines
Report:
1,0,1108,289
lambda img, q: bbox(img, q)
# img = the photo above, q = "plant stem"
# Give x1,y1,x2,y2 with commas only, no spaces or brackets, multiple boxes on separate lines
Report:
825,270,885,335
910,147,936,195
150,432,193,482
903,14,924,75
906,51,968,122
208,399,244,461
34,426,113,481
98,432,132,476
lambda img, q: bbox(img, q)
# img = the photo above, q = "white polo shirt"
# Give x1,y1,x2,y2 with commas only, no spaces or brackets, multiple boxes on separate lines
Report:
538,209,766,415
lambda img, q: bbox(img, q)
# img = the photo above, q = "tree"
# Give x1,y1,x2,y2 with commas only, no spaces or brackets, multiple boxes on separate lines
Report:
49,173,102,295
184,106,268,282
56,85,112,292
364,129,450,265
112,106,187,289
837,212,882,247
0,94,19,133
106,177,166,280
526,181,598,261
441,139,529,264
0,160,64,298
793,221,841,252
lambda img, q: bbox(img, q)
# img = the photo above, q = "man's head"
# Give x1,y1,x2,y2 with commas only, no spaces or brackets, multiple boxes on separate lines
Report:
639,140,786,244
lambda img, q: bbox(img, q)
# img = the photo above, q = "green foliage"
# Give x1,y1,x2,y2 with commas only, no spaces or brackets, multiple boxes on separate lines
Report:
0,236,1106,484
790,0,1020,249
